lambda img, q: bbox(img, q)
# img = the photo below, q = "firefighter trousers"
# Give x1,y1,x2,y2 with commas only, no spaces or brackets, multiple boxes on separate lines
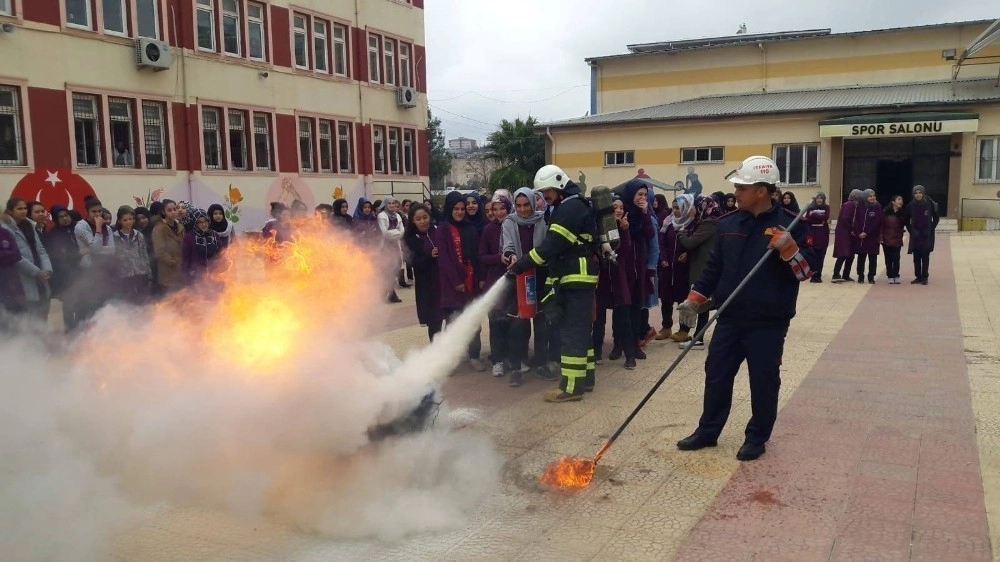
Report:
695,321,788,446
552,286,597,395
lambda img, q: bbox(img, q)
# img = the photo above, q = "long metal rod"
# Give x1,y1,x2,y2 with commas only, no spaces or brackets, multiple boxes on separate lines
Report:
593,209,806,464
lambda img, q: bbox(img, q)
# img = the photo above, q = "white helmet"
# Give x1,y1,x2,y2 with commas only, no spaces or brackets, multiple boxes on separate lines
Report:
727,155,781,186
533,165,570,192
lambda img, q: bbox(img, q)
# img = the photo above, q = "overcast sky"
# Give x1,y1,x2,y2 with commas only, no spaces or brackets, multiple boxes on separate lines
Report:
423,0,998,143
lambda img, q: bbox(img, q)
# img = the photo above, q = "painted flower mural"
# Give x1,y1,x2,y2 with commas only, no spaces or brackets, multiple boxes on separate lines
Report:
9,169,97,221
133,188,164,208
224,184,244,223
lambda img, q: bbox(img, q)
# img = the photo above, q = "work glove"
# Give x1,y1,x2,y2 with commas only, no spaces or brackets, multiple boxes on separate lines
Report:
769,227,813,282
508,257,530,277
678,290,708,329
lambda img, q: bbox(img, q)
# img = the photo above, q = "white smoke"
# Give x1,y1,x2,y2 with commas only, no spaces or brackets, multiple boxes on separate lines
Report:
0,241,510,561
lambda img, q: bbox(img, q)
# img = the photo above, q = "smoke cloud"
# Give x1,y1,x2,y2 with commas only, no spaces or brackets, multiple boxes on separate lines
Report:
0,227,507,561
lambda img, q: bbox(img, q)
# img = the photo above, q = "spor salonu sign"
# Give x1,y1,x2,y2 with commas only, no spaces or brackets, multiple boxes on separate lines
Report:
818,114,979,138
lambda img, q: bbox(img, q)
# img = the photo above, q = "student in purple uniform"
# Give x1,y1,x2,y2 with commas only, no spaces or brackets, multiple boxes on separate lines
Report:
403,203,442,341
434,191,484,372
619,180,655,359
479,197,515,377
852,189,884,284
904,185,939,285
655,195,693,340
831,189,863,283
881,195,905,284
804,192,831,283
594,197,638,369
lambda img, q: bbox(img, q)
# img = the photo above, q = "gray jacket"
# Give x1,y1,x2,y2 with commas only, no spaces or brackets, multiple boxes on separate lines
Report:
677,220,718,289
0,215,52,302
501,215,547,259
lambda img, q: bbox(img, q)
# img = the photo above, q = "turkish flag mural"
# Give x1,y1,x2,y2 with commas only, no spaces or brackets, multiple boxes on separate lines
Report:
8,169,97,221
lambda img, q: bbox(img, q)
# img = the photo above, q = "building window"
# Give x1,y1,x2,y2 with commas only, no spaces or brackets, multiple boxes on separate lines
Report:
317,120,334,172
108,97,136,168
338,122,353,173
333,24,348,77
247,2,266,61
0,0,11,16
368,34,380,82
681,146,723,164
604,150,634,167
252,112,272,171
387,127,400,174
196,0,215,51
136,0,158,39
403,129,414,175
313,19,328,73
979,137,1000,182
228,109,248,170
383,38,396,86
102,0,126,35
0,86,25,166
221,0,240,55
202,107,222,170
141,100,168,169
72,94,102,167
774,144,819,185
298,117,313,171
65,0,92,29
373,125,385,174
399,43,412,88
293,14,309,68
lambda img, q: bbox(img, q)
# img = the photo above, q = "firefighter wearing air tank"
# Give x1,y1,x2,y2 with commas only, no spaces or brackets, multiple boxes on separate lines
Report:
509,165,599,403
675,156,817,461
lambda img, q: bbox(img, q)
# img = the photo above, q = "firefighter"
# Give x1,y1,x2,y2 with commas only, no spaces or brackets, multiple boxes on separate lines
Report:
675,155,816,460
509,165,599,403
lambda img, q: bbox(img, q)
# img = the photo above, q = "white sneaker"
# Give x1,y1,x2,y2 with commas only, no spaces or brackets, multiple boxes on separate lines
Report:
469,358,486,372
492,362,504,377
516,363,531,373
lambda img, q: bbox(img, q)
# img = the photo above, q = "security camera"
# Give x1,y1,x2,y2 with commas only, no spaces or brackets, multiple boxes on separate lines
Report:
258,71,269,79
1,23,14,33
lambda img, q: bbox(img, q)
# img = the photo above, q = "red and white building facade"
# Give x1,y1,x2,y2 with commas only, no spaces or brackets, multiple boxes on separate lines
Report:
0,0,428,229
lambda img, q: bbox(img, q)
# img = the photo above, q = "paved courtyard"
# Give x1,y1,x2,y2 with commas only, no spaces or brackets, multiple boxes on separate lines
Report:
112,233,1000,561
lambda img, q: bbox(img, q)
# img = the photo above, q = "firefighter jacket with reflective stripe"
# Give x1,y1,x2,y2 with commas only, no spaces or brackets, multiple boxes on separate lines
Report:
526,192,599,289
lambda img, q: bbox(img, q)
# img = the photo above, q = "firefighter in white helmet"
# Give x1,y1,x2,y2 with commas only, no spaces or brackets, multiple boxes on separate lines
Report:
675,155,817,460
508,164,599,402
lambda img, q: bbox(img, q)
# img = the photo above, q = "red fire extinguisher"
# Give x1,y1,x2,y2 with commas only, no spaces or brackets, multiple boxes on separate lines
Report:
516,271,537,319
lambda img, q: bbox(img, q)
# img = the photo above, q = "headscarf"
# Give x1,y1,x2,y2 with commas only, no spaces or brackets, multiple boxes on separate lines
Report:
693,194,723,223
353,197,375,220
910,185,929,207
134,206,150,223
724,193,737,209
464,193,486,233
382,196,400,220
861,189,876,206
206,203,229,234
492,189,513,204
621,179,649,239
191,208,220,256
509,187,546,226
781,191,800,214
492,195,512,219
444,191,478,261
848,189,864,203
664,194,695,231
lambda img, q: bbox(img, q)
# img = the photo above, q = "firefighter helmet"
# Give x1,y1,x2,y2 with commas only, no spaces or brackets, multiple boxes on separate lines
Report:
533,165,570,192
727,155,781,186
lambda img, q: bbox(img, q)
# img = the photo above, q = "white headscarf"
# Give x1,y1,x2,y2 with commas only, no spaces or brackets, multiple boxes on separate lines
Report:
662,194,695,232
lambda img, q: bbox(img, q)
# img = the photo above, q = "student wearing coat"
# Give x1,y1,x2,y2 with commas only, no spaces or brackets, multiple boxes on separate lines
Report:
831,189,864,283
433,191,484,371
0,198,52,320
655,195,693,339
620,180,656,356
903,185,939,285
0,225,26,322
594,197,638,369
851,189,884,284
803,192,831,283
403,204,442,342
881,195,905,284
671,194,721,348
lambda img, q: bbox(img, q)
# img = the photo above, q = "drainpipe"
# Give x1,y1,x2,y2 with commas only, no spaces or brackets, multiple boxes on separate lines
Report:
758,42,767,92
546,126,556,165
170,5,194,202
589,62,598,115
355,0,371,198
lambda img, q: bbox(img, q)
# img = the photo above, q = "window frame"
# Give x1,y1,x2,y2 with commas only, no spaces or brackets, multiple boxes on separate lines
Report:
220,0,241,56
140,99,169,170
367,33,381,84
371,123,416,176
63,0,165,39
227,108,249,171
196,99,276,173
245,1,267,62
101,0,128,36
195,0,216,51
292,12,309,69
0,82,30,168
251,111,273,172
387,126,400,174
372,125,386,174
402,129,415,175
0,0,13,17
317,119,335,173
680,146,724,164
977,136,1000,183
295,112,356,175
312,18,329,73
298,116,314,172
398,42,412,88
134,0,159,39
332,23,349,77
773,143,820,186
107,96,138,169
383,37,397,87
603,150,635,167
337,121,354,174
201,106,224,170
64,0,93,30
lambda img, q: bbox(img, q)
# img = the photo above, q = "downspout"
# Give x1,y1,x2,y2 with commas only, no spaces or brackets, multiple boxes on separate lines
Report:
546,126,556,165
758,42,767,92
355,0,371,198
589,62,598,115
170,5,194,202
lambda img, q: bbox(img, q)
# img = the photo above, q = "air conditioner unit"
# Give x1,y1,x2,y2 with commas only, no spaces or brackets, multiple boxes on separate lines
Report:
397,86,418,108
136,38,174,71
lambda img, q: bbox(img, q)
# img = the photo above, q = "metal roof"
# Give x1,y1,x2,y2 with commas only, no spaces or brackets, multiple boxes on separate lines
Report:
586,20,997,63
542,79,1000,129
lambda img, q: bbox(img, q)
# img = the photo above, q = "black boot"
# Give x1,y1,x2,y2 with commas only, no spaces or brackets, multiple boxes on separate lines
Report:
677,432,718,451
608,345,623,360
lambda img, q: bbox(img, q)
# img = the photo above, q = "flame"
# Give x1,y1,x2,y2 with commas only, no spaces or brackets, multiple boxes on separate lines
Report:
540,457,595,489
192,219,376,373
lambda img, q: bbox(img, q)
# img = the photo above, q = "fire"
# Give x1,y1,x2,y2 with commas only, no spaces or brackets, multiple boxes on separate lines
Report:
540,456,595,489
201,218,377,372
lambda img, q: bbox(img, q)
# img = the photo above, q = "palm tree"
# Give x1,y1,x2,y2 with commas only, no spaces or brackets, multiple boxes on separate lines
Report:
486,117,545,190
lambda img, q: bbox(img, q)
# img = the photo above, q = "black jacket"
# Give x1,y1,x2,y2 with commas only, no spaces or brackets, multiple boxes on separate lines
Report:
523,183,598,292
693,203,815,327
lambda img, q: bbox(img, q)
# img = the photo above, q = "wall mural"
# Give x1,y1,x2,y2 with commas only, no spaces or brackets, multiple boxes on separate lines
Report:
9,169,98,221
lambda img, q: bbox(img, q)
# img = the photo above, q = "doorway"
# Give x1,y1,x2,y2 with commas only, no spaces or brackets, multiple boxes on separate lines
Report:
843,136,949,210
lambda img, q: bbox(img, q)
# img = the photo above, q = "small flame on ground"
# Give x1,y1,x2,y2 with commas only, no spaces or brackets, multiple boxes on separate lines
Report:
540,457,595,489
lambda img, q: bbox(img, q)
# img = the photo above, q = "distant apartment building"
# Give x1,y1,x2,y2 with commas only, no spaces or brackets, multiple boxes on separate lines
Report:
0,0,429,230
448,137,478,154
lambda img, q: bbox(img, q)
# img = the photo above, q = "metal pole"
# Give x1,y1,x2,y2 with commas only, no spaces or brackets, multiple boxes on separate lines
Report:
593,210,806,464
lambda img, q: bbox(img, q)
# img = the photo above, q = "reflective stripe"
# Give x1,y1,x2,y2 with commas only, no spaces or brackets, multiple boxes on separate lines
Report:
528,248,545,266
560,273,599,285
549,223,578,244
562,356,588,366
580,233,594,242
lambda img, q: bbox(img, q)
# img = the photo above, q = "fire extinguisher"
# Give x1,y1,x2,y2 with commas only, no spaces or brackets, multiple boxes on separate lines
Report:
516,271,537,319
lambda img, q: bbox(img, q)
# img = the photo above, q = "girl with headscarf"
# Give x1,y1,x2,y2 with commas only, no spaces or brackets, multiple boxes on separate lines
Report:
479,196,517,377
594,196,639,369
1,198,52,320
0,225,25,322
671,194,721,348
903,185,939,284
73,197,115,321
352,198,380,246
464,193,487,237
501,187,554,380
377,196,407,302
44,205,81,329
423,198,445,225
404,203,442,342
152,199,185,293
655,194,693,340
804,192,831,283
183,209,222,281
330,199,353,230
781,191,801,214
851,189,883,284
113,206,151,302
619,179,655,359
723,193,737,213
433,191,484,371
831,189,864,283
206,203,234,249
881,194,905,284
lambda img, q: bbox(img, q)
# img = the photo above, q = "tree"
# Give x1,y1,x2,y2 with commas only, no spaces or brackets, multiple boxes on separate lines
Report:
485,117,545,190
465,152,500,189
427,109,452,189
